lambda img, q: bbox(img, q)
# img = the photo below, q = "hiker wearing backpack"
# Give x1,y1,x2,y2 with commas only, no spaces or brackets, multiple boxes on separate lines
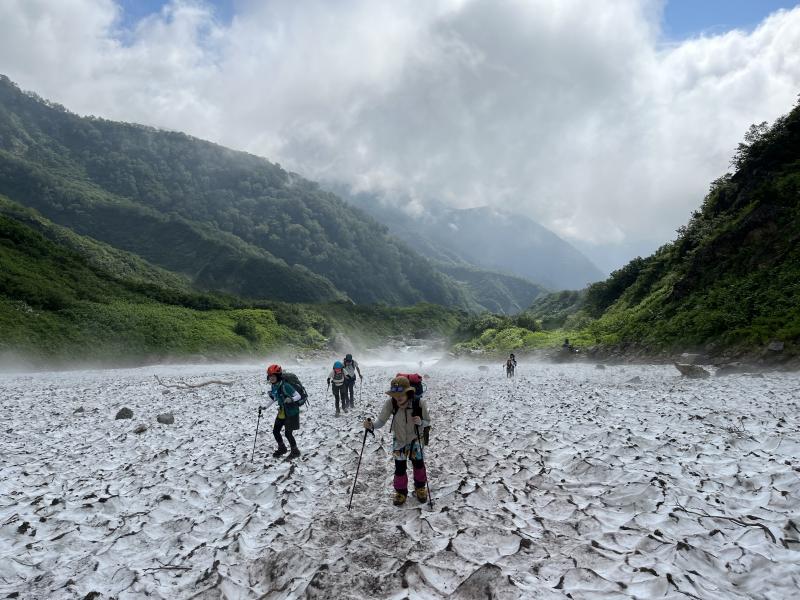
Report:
266,364,302,459
505,353,517,377
327,360,347,416
342,353,363,409
363,375,431,506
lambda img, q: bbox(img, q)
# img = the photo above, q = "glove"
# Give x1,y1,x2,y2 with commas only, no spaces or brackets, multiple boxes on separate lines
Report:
413,416,422,426
363,418,373,431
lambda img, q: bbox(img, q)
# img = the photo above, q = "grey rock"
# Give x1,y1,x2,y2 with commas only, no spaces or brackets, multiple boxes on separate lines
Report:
767,340,785,352
478,365,489,371
595,364,606,370
115,407,133,420
73,406,84,414
680,352,703,365
715,362,747,376
674,363,710,379
157,412,175,425
627,376,642,384
133,423,147,434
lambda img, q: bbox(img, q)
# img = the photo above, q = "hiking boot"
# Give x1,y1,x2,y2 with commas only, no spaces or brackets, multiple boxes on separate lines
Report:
288,446,301,459
343,407,349,413
414,487,428,503
272,446,287,458
393,491,407,506
335,410,341,417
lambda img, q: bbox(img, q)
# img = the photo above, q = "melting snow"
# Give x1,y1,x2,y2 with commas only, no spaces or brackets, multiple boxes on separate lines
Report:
1,362,799,599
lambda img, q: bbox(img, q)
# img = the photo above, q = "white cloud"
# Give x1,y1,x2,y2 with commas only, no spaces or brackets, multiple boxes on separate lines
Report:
1,0,798,272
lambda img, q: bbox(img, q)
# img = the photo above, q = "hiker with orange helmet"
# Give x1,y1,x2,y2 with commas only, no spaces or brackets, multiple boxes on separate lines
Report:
363,376,432,506
266,364,302,459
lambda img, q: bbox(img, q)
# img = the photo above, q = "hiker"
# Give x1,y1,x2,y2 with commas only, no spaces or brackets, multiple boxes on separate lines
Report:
327,360,347,415
505,353,517,377
562,338,573,353
342,353,363,410
363,376,431,506
266,364,302,459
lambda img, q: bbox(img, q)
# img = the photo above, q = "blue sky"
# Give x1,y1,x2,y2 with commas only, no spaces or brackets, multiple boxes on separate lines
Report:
118,0,800,39
662,0,800,38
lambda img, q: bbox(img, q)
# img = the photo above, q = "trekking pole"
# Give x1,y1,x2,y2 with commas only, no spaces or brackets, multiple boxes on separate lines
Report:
415,425,435,509
359,379,363,405
348,427,374,510
251,405,263,461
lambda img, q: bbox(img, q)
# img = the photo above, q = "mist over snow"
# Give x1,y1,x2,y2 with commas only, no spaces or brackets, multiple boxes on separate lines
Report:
1,0,800,272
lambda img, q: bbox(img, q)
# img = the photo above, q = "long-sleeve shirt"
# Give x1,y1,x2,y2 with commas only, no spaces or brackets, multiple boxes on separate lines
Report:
372,397,431,446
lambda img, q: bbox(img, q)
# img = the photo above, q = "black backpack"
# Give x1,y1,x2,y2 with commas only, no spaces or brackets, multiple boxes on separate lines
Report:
282,372,309,406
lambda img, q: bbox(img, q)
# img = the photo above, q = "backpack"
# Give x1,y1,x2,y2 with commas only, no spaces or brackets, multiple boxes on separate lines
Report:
395,373,425,398
282,372,309,406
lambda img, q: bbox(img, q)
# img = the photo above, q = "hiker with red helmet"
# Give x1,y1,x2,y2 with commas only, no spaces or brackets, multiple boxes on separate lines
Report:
266,364,302,459
363,375,432,506
327,360,347,416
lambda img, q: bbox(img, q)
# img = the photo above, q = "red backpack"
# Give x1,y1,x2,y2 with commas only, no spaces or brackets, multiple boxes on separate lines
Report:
395,373,425,398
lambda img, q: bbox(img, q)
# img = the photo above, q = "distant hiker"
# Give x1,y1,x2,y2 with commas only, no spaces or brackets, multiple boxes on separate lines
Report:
266,364,302,459
505,354,517,377
363,376,431,506
327,360,347,415
342,353,363,410
562,338,574,353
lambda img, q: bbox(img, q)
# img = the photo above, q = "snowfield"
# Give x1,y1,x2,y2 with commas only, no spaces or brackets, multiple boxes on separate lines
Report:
1,361,799,599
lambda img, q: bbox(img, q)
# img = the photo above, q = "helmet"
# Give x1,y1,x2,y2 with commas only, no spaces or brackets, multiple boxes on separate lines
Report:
266,364,282,376
345,353,353,362
333,361,343,369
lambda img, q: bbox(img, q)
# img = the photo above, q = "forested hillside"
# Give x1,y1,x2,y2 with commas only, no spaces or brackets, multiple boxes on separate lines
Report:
0,75,472,308
456,100,800,358
0,196,467,364
335,186,603,291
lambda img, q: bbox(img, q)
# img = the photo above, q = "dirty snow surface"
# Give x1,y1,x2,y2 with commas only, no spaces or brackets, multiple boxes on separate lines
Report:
2,362,800,599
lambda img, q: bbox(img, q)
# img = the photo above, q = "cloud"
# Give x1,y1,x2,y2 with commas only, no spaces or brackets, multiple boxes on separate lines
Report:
1,0,799,271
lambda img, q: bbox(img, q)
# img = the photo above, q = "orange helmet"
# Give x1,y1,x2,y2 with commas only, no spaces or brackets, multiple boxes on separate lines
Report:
266,364,282,376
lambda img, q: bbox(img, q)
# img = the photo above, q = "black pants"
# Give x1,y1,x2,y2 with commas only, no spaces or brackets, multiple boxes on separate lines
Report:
332,384,346,412
273,417,296,449
344,376,356,407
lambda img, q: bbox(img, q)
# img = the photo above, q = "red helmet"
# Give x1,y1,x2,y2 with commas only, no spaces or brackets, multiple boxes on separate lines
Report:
266,364,282,376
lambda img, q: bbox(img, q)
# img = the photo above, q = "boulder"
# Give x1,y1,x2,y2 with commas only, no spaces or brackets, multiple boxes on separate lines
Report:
73,406,84,414
478,365,489,371
115,407,133,420
680,352,703,365
595,364,606,370
133,423,147,434
674,363,710,379
715,362,747,376
157,412,175,425
627,376,642,384
767,340,785,352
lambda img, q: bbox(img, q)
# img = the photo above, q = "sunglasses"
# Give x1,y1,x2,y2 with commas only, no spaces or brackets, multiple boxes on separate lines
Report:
388,386,407,393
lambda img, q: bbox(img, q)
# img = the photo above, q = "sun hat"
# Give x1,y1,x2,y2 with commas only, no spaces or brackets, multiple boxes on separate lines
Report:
385,376,414,397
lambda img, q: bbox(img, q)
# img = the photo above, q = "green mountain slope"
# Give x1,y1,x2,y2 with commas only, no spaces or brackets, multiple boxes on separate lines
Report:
0,75,471,308
581,104,800,352
436,263,548,314
333,185,604,290
455,100,800,357
0,199,467,363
